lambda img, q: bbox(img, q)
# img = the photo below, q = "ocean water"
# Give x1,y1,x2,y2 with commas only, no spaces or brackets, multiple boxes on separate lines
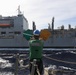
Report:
0,48,76,75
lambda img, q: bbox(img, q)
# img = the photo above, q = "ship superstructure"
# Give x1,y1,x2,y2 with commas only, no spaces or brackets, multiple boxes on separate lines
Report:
43,17,76,48
0,13,29,48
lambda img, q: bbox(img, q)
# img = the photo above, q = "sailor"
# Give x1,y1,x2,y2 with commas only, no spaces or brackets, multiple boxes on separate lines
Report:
29,30,44,75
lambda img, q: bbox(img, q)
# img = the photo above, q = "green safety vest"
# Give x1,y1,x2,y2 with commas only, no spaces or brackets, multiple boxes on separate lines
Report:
29,39,43,60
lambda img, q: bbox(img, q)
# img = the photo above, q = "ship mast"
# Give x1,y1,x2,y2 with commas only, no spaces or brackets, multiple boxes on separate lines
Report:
32,21,36,31
18,5,22,15
52,17,54,31
51,17,54,43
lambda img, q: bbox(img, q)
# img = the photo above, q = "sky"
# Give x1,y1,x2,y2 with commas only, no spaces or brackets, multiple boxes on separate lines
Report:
0,0,76,30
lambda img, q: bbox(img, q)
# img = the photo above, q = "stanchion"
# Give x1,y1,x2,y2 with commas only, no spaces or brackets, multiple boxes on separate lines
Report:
31,59,36,75
14,53,19,75
30,59,40,75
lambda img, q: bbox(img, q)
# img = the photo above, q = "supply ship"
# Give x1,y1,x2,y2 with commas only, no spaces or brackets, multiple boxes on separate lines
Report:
0,10,76,48
43,17,76,48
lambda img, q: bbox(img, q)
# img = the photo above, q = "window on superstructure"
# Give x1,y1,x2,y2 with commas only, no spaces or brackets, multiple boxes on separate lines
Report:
9,32,13,33
14,31,21,35
1,32,6,34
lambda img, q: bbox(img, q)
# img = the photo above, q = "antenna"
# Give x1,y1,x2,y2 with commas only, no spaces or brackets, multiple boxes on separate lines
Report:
48,23,51,29
18,5,22,15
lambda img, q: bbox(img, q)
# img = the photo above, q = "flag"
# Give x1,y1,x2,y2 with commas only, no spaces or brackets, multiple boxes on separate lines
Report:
23,29,33,40
40,29,51,41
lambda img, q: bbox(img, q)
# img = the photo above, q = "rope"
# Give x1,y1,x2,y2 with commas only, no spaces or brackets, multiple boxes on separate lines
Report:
43,55,76,74
43,55,76,65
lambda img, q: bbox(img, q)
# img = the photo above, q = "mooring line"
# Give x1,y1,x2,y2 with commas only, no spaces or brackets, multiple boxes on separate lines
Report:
43,55,76,65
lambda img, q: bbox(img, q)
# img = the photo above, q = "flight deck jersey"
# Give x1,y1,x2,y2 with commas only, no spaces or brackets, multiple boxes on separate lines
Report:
29,40,43,60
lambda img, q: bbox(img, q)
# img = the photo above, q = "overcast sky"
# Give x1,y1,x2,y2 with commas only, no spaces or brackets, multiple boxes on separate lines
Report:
0,0,76,30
